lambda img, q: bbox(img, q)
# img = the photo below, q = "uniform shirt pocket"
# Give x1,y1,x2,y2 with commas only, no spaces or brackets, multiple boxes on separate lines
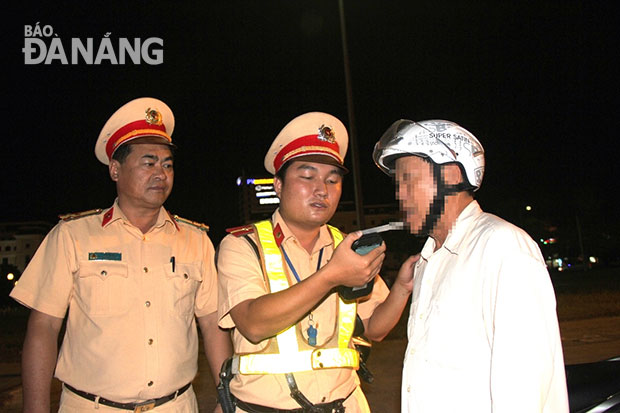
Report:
76,261,130,316
164,262,202,317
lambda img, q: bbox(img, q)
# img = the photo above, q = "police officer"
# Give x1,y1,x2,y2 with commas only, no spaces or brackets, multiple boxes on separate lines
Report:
373,119,569,412
217,112,415,412
11,97,231,412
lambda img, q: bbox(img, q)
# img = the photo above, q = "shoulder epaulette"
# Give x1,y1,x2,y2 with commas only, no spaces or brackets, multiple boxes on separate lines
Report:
226,224,255,237
59,208,103,221
173,215,210,233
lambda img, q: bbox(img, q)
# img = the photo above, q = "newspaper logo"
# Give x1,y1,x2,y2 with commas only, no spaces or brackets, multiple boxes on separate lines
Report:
23,23,164,65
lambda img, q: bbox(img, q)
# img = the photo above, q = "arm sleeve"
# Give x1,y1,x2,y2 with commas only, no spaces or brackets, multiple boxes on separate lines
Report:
487,233,567,412
216,234,269,329
356,274,390,321
195,232,220,317
10,222,76,318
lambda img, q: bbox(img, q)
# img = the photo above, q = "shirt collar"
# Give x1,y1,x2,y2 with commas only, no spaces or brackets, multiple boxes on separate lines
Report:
419,200,482,259
442,200,482,254
102,199,176,232
272,208,334,254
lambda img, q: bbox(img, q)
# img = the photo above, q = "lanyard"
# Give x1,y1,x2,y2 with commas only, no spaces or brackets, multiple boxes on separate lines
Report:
281,245,324,283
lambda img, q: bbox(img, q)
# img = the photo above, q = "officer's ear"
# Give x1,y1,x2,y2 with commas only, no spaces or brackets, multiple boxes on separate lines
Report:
273,175,283,198
109,160,121,182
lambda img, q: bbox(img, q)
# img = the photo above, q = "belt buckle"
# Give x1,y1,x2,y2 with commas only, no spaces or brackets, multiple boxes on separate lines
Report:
134,400,156,412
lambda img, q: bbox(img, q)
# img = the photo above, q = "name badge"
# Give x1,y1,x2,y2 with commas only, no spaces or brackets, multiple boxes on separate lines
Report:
88,252,122,261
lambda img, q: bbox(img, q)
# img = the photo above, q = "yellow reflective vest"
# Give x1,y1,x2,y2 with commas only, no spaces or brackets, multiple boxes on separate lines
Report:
235,220,359,375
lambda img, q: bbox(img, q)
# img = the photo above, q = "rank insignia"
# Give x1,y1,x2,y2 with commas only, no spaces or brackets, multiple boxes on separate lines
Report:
59,209,103,221
173,215,210,233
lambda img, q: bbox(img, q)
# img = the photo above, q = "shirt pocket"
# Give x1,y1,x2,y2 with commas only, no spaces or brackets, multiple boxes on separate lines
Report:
76,261,130,316
164,262,202,317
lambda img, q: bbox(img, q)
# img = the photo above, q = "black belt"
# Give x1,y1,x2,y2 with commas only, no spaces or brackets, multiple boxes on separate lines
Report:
233,373,353,412
63,382,191,412
235,398,346,413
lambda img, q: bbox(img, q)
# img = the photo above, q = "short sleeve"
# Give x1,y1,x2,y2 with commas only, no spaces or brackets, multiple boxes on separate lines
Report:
216,234,269,329
10,222,76,318
194,232,219,317
356,274,390,321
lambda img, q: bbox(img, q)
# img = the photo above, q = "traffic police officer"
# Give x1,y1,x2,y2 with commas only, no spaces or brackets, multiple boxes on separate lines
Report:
216,112,415,412
11,97,231,412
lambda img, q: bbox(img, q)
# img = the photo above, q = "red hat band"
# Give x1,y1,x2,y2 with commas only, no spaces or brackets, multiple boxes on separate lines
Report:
105,119,170,160
273,134,342,173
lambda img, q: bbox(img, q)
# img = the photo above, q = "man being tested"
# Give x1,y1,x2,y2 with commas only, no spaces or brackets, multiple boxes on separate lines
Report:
217,112,415,412
373,119,568,412
11,97,231,412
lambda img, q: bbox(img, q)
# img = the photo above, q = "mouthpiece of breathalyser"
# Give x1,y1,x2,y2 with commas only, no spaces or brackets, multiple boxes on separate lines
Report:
360,221,405,235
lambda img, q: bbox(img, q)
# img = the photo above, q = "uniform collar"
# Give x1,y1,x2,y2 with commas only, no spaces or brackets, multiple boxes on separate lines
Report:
442,200,482,254
420,200,482,259
102,199,177,232
272,209,334,254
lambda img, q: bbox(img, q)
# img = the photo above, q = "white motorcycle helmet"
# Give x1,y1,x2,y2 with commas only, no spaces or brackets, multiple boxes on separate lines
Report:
373,119,485,235
373,119,485,191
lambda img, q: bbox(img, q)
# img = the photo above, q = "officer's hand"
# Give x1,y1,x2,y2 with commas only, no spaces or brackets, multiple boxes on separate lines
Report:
393,254,419,293
323,231,386,288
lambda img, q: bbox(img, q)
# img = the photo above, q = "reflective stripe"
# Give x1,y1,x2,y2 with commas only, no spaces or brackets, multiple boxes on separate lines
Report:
254,221,298,351
238,221,358,374
239,348,359,374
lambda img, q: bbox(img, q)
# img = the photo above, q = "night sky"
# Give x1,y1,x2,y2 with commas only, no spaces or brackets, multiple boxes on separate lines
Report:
3,1,619,249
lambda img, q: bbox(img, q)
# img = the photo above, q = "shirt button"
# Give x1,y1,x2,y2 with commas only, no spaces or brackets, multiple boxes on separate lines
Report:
407,385,411,393
147,381,153,387
100,270,107,277
143,267,148,273
148,338,154,345
145,301,151,307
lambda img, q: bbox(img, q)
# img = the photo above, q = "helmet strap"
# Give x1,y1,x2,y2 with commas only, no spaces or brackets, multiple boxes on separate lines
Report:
418,163,471,236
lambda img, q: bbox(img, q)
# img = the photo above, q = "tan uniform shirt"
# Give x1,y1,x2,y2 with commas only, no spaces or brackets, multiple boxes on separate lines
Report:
217,210,389,411
10,201,218,403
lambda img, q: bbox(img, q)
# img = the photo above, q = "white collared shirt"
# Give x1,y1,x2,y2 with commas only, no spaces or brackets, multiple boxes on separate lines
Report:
402,201,568,412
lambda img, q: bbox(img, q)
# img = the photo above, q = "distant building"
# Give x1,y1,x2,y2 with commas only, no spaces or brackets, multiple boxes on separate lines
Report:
0,221,53,272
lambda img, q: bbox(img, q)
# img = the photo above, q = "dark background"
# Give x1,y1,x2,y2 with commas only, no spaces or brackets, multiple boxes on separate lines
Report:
2,1,619,260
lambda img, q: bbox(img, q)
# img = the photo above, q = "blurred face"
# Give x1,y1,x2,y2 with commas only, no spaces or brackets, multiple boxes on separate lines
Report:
274,161,343,231
110,143,174,211
395,156,437,234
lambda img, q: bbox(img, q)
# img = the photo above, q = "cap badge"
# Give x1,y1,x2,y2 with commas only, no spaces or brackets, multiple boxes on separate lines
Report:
317,125,336,143
145,108,163,126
